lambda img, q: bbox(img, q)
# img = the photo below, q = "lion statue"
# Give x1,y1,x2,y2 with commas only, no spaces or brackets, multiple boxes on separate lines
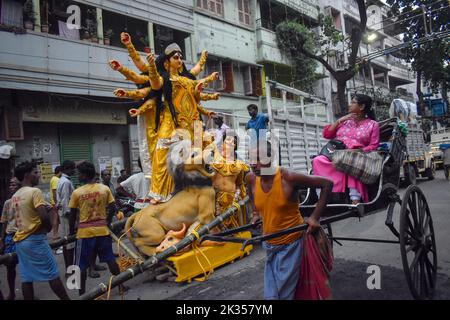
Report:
125,139,217,256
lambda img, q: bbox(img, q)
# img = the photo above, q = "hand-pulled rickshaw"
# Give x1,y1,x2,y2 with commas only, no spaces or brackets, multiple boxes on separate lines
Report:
1,118,434,300
200,117,438,300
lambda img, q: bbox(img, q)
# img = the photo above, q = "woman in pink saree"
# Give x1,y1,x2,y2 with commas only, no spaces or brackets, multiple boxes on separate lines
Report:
312,94,380,204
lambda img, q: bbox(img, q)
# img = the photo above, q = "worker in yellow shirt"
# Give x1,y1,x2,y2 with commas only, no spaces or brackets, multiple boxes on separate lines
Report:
11,161,70,300
68,161,127,296
49,166,62,240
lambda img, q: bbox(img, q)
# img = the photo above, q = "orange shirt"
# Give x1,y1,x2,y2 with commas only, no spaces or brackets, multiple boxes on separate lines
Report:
254,167,304,245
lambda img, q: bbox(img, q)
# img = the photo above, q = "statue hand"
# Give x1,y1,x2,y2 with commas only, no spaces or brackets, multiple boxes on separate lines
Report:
201,50,208,59
211,72,219,81
129,108,140,117
146,53,155,66
121,32,131,45
212,93,220,100
109,60,121,71
114,89,126,97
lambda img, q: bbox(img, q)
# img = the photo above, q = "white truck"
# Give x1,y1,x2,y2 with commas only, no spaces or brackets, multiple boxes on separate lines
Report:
399,122,436,185
429,127,450,169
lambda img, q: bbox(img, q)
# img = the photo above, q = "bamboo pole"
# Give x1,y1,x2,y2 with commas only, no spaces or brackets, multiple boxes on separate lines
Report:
79,196,249,300
0,219,127,266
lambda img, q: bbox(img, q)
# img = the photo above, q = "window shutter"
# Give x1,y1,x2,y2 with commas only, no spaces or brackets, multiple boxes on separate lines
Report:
222,61,234,93
251,67,262,96
4,107,24,140
244,66,253,95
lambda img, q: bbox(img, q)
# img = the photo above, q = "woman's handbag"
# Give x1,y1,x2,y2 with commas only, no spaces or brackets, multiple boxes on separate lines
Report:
319,140,346,161
332,149,384,184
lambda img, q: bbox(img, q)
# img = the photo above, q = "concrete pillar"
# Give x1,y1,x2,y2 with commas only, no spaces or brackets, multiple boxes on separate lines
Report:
32,0,41,31
370,64,375,87
148,22,155,53
340,12,348,64
96,8,103,45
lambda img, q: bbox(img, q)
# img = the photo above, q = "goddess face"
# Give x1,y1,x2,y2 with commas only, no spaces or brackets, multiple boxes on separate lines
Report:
169,52,183,70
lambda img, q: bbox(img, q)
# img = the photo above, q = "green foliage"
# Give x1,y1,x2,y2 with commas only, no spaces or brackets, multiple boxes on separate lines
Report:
275,21,320,92
318,14,345,47
386,0,450,92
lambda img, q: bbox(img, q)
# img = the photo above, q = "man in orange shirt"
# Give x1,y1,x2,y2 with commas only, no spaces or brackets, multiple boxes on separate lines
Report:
69,161,126,296
245,140,332,300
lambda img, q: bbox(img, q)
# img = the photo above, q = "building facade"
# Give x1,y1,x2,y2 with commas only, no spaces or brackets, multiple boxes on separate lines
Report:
0,0,195,200
0,0,417,203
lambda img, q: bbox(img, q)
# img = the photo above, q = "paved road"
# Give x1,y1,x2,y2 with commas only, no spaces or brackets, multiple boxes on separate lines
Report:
1,171,449,300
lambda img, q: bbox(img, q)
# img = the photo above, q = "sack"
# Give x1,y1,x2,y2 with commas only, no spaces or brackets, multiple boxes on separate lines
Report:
332,149,384,184
319,140,346,161
295,228,333,300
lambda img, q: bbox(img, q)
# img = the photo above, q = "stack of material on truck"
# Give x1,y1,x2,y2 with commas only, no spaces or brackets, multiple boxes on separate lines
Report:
401,122,435,186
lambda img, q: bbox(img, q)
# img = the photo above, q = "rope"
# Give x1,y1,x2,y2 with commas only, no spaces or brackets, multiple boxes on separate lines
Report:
106,276,114,300
191,242,213,282
116,224,144,272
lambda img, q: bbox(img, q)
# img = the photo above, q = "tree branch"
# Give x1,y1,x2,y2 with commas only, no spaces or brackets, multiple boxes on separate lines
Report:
348,0,367,67
298,48,336,78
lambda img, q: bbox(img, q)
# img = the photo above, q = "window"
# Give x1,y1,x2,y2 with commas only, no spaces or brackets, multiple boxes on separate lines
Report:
0,0,23,28
238,0,251,26
205,59,225,91
240,65,261,96
197,0,223,17
3,106,23,140
102,10,148,51
153,24,189,56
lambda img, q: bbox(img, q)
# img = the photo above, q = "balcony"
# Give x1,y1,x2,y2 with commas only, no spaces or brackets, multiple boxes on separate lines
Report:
271,0,320,20
255,19,290,65
342,0,360,20
0,30,145,97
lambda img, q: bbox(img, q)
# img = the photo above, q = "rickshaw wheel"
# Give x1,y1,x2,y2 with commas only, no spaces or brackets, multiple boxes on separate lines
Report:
399,185,437,300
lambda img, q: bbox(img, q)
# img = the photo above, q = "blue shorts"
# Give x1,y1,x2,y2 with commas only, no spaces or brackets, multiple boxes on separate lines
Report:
75,236,116,271
4,233,16,254
263,237,303,300
15,234,60,283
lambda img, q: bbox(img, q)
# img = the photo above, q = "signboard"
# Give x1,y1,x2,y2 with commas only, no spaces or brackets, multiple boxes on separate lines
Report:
98,156,112,173
111,157,124,178
39,163,54,184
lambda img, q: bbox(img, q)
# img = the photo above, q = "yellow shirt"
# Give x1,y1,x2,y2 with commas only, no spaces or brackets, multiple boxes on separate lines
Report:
69,183,114,239
49,176,60,205
12,187,47,242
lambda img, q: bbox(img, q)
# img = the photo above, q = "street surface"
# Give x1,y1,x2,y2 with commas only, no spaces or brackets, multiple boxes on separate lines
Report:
1,171,449,300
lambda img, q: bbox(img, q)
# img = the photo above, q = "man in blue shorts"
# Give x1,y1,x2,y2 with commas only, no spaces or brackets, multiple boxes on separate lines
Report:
69,161,126,296
11,161,70,300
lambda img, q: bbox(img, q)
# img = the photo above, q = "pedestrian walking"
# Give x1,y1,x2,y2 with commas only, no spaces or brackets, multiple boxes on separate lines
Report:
0,177,21,300
56,160,76,275
10,161,70,300
49,166,62,240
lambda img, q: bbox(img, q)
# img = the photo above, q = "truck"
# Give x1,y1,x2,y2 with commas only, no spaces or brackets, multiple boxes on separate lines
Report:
429,127,450,169
400,122,436,186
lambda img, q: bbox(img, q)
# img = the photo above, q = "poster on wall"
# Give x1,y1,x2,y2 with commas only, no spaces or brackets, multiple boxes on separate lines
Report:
33,137,42,158
43,143,52,155
98,156,112,173
111,157,124,178
39,163,54,183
